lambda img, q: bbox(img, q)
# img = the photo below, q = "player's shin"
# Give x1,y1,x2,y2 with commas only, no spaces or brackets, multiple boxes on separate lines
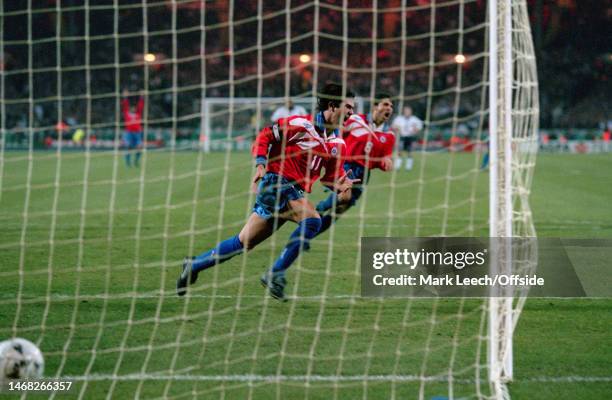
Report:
271,217,322,274
191,234,244,274
317,214,334,236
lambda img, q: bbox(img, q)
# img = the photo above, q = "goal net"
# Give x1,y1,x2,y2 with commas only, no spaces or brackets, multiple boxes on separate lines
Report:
1,1,538,399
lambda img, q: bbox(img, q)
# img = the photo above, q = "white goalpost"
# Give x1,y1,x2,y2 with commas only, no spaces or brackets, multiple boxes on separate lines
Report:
489,0,539,397
0,0,538,399
487,0,514,392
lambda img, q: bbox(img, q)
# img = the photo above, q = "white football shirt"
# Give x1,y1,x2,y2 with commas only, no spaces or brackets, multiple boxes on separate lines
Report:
392,115,423,137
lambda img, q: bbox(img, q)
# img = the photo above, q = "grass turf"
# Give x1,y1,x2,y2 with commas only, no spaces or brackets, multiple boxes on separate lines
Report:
0,150,610,399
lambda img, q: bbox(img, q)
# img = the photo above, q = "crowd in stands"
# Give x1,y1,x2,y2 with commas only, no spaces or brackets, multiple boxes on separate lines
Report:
1,0,609,136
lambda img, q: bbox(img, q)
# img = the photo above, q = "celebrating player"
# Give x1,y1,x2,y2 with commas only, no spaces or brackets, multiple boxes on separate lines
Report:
315,93,396,235
121,89,144,167
177,83,358,300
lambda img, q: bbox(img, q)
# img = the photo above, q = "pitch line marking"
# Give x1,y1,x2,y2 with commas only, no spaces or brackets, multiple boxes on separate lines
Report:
63,374,612,383
2,293,356,301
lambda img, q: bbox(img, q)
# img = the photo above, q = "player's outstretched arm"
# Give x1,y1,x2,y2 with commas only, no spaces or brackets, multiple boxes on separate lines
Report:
252,125,278,162
251,164,266,193
136,96,144,115
121,92,130,116
251,124,281,192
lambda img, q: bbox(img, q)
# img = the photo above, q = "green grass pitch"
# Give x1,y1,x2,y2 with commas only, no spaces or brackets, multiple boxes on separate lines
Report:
0,150,610,399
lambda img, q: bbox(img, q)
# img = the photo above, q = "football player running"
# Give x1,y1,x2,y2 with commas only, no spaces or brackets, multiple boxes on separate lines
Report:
177,83,359,301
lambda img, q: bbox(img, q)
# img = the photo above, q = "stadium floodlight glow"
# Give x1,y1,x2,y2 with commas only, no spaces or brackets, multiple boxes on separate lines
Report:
144,53,156,62
2,0,540,399
454,53,467,64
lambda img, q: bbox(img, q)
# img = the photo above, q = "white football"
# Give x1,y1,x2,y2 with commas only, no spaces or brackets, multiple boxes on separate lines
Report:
0,338,44,381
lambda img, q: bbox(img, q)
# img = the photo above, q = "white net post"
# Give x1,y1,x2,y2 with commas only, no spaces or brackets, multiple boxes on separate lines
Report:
488,0,539,396
487,0,514,392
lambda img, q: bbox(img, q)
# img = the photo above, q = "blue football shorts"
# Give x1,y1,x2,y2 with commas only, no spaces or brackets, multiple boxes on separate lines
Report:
123,131,143,149
253,172,304,219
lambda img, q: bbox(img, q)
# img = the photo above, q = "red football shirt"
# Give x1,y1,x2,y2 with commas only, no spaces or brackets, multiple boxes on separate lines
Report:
371,128,395,170
252,115,346,192
343,114,395,170
121,97,144,132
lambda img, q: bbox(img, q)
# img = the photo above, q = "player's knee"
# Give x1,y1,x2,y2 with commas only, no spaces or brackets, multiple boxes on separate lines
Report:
243,239,258,251
300,208,320,221
238,230,257,251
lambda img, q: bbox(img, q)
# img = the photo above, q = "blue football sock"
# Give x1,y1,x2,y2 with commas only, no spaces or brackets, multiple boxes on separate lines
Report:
316,193,337,213
272,217,322,273
192,235,244,274
135,151,141,166
317,214,334,236
125,153,131,166
481,152,489,169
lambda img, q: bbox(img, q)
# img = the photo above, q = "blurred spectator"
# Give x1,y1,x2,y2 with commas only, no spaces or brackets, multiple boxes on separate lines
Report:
270,99,307,123
603,128,611,152
392,106,423,171
55,121,69,140
0,0,608,134
72,128,85,145
121,90,144,167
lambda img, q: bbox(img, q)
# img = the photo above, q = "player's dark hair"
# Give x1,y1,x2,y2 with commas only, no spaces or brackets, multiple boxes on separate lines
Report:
317,82,354,111
373,92,392,105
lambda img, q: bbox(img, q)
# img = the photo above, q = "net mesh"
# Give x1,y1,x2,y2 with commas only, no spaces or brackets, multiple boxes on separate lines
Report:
0,1,537,399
